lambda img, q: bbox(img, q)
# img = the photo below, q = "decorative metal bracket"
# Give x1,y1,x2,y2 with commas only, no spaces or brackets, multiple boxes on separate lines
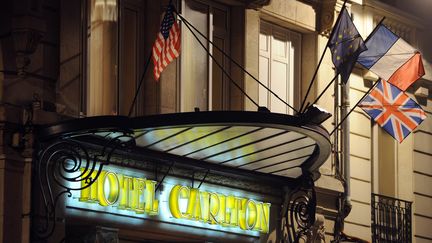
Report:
32,133,135,241
282,173,317,243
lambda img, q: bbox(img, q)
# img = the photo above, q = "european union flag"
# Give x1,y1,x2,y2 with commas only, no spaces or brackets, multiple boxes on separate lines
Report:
328,8,366,83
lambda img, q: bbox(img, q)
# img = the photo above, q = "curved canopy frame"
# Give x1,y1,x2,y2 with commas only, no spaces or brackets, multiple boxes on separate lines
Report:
38,111,331,180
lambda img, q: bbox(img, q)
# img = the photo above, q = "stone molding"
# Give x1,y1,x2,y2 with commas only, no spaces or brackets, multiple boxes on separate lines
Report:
246,0,272,9
301,0,337,35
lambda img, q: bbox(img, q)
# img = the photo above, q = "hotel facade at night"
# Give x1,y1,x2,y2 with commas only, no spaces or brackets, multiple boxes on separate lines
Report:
0,0,431,242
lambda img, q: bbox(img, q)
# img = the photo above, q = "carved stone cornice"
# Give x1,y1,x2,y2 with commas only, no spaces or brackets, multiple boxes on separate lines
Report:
246,0,272,9
378,17,414,43
300,0,337,35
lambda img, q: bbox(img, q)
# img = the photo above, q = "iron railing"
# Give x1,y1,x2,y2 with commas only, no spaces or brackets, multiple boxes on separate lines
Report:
371,193,412,243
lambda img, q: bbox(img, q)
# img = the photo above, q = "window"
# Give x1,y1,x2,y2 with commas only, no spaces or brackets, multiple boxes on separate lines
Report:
86,0,119,116
259,21,301,114
86,0,144,116
180,0,230,112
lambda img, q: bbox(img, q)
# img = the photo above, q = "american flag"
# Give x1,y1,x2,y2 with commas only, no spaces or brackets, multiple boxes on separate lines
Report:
152,5,180,80
359,80,426,143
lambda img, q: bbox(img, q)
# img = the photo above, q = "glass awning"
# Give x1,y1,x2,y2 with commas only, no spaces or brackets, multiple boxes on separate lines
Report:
38,111,331,180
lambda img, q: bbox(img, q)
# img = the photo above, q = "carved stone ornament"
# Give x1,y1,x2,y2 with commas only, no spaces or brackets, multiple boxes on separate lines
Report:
11,28,43,76
301,0,337,35
308,214,326,243
318,0,337,35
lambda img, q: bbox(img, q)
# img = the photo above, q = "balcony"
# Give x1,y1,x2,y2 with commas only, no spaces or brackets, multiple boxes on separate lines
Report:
371,193,412,243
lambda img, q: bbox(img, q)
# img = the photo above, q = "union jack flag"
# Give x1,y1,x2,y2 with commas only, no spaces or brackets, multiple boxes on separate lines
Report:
152,5,180,80
359,79,426,143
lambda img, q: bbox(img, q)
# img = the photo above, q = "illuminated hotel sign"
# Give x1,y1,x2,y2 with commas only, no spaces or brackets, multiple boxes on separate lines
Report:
79,169,159,214
169,185,270,233
71,169,271,234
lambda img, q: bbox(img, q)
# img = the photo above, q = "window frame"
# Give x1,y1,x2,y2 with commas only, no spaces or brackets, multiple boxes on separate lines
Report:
258,20,301,115
82,0,145,116
179,0,231,112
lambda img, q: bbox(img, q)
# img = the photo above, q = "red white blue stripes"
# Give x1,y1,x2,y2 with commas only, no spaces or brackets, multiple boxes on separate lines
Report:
152,5,181,81
359,80,426,143
357,24,423,91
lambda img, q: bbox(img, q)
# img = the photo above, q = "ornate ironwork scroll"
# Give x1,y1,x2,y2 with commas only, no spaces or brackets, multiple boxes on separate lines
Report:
283,173,317,243
32,133,135,240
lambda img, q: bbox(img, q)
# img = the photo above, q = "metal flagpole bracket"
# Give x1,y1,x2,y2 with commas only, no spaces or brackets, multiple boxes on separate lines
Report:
155,161,174,193
32,132,135,240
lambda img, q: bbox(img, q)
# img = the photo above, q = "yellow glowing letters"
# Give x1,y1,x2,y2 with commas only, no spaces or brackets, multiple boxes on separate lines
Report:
78,169,271,233
79,169,158,215
169,185,271,233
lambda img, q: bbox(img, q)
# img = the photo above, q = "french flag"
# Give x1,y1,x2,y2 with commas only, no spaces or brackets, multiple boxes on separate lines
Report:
357,24,425,91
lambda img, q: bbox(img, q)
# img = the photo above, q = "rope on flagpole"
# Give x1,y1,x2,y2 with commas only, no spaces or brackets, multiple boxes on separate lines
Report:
329,79,380,136
299,0,349,113
178,10,260,109
173,10,297,113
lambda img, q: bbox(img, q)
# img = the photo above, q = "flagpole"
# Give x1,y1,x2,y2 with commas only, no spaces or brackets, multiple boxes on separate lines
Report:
304,17,382,112
305,9,384,112
328,15,386,134
364,17,386,43
129,2,178,117
128,54,152,117
299,0,349,113
329,79,379,136
173,10,298,113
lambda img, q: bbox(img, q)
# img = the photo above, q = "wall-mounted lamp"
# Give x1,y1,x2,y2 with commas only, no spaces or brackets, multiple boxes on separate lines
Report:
11,28,43,76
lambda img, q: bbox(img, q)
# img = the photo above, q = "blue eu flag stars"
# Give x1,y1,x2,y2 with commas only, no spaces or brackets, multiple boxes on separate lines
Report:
328,8,366,84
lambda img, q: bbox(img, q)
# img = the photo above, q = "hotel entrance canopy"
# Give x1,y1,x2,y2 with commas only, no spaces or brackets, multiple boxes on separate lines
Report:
38,111,331,183
34,110,331,241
